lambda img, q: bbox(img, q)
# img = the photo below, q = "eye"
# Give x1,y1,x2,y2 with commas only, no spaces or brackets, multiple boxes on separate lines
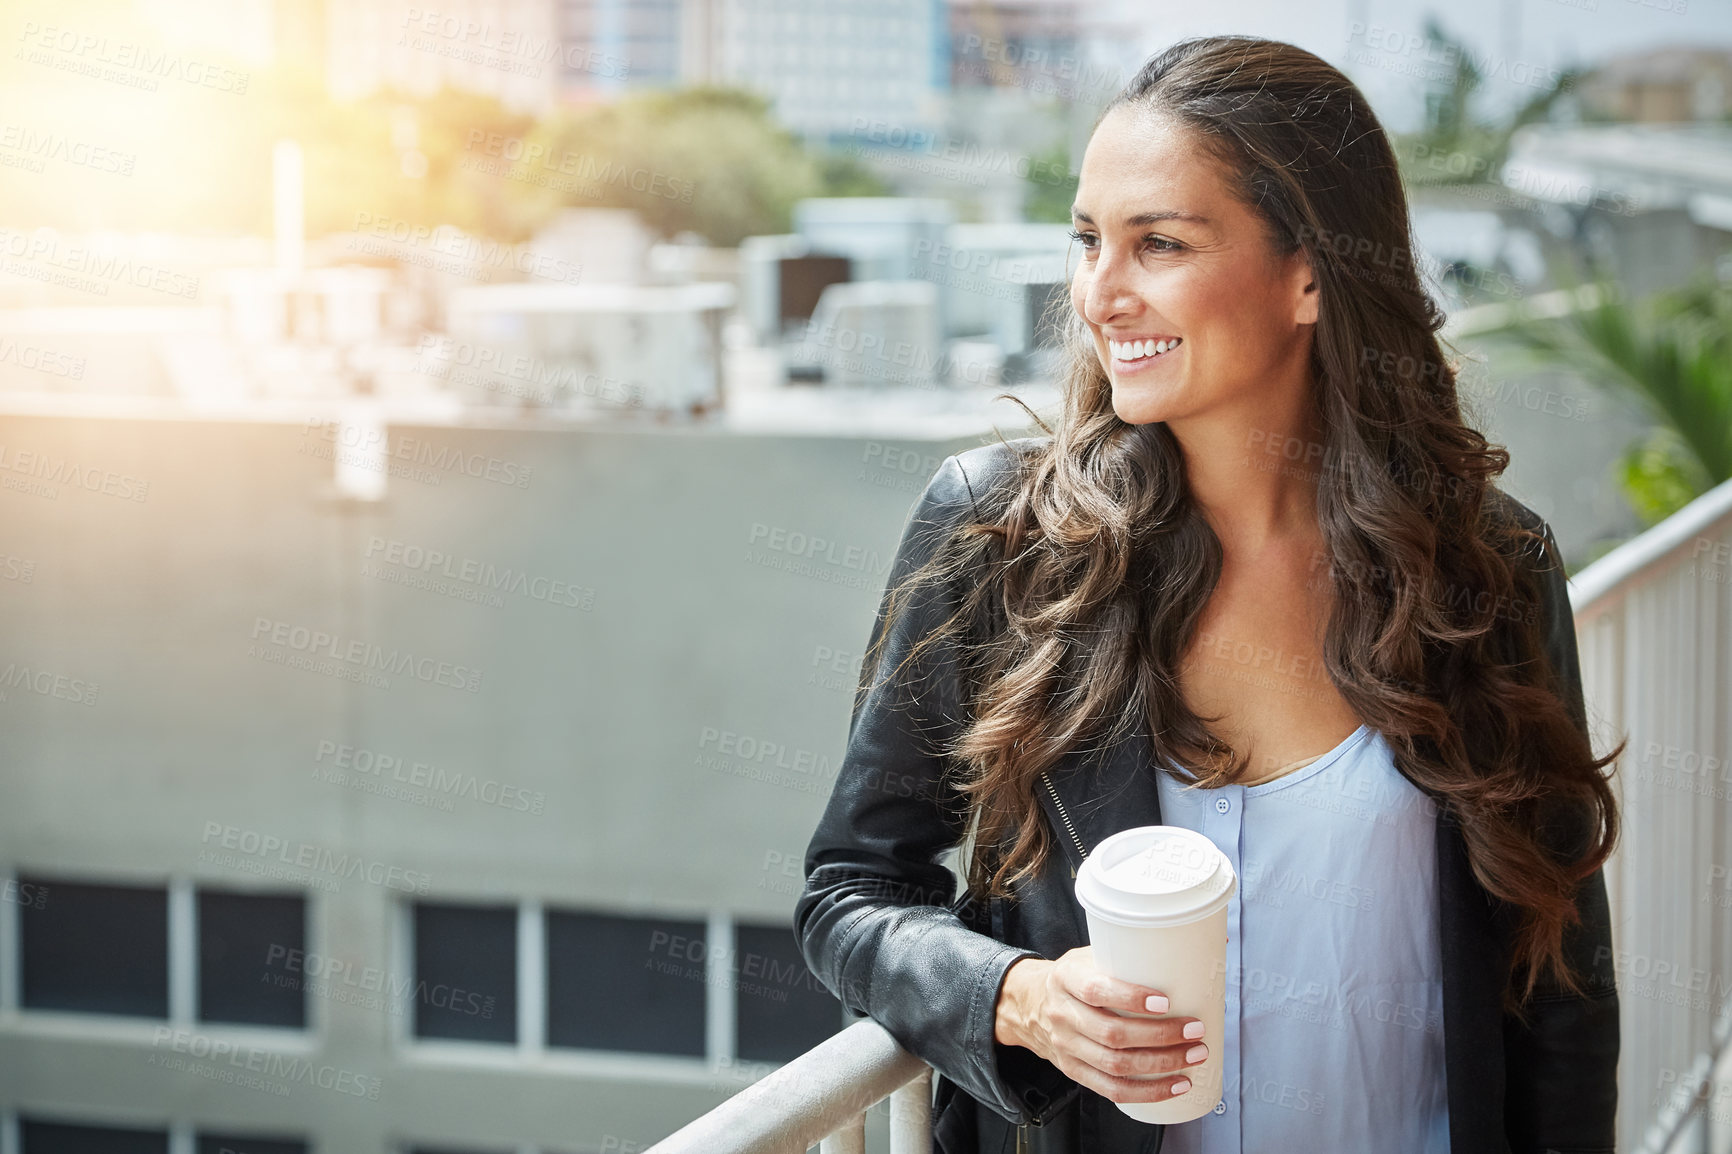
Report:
1066,229,1183,256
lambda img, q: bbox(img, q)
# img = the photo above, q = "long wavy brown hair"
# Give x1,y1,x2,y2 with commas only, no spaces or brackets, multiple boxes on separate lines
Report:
864,35,1622,1019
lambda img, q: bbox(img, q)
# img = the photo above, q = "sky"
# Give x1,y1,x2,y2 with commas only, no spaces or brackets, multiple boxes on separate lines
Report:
28,0,1732,137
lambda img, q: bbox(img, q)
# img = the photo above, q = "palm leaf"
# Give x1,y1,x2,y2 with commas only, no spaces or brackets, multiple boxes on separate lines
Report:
1494,269,1732,489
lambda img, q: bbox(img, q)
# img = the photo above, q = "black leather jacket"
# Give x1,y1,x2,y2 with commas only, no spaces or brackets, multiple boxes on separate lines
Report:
795,436,1619,1154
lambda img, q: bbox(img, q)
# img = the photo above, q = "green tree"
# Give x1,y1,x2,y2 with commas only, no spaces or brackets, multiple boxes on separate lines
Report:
267,79,541,242
1393,17,1582,189
525,87,829,245
367,87,544,242
814,151,892,198
1419,15,1483,153
0,61,891,246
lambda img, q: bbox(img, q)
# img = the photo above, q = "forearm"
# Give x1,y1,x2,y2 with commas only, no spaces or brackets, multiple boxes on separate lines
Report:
794,452,1075,1126
797,873,1045,1120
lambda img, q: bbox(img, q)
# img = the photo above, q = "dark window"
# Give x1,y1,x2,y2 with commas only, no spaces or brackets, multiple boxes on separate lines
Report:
780,255,852,326
546,909,705,1056
196,1135,308,1154
20,878,166,1017
733,922,842,1063
198,890,306,1028
412,902,515,1043
21,1119,168,1154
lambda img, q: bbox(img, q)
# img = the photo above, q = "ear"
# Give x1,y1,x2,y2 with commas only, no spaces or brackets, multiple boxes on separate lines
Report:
1291,250,1319,327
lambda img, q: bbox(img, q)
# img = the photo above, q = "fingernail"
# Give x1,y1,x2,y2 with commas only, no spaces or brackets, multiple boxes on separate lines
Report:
1145,994,1169,1013
1183,1020,1205,1040
1185,1044,1208,1064
1170,1078,1191,1095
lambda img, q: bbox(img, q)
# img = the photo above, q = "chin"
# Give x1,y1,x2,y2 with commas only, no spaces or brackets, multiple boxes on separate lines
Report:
1109,385,1169,426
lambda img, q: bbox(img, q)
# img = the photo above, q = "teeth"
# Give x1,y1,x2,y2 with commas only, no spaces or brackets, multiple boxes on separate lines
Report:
1110,337,1181,361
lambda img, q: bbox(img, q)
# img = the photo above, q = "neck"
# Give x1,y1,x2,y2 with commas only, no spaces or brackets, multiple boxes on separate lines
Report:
1167,380,1324,552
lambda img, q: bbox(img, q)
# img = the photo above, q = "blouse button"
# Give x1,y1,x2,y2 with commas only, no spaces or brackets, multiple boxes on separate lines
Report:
1213,1100,1227,1115
1214,797,1230,814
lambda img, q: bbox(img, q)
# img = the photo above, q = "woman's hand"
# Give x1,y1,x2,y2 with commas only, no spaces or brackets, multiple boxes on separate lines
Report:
993,946,1209,1104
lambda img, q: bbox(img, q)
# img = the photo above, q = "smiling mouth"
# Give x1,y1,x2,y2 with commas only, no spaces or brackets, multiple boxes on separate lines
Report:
1108,336,1183,366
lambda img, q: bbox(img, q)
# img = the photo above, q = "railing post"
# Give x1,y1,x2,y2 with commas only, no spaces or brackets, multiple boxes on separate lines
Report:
819,1115,866,1154
890,1067,932,1154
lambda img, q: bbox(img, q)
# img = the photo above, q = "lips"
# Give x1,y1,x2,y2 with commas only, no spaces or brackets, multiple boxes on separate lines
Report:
1108,336,1182,364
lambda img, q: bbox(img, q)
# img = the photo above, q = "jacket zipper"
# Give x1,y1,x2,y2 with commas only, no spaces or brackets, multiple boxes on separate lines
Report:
1039,771,1089,877
1014,774,1089,1139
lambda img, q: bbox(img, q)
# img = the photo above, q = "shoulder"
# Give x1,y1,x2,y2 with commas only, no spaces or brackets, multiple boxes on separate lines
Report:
1484,485,1566,578
944,434,1051,520
1484,484,1546,538
1484,486,1590,743
889,435,1047,575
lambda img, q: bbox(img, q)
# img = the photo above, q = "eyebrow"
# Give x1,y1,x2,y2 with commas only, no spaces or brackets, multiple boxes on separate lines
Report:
1071,208,1212,227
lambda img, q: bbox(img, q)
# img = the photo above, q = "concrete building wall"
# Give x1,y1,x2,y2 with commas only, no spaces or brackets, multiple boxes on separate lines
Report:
0,412,996,1152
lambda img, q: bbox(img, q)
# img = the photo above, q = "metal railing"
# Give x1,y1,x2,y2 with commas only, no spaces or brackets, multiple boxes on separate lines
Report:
1568,476,1732,1154
645,477,1732,1154
644,1019,932,1154
1639,985,1732,1154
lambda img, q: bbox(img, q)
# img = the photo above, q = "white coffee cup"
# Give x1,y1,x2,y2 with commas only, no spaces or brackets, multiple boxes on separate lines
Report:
1073,824,1236,1124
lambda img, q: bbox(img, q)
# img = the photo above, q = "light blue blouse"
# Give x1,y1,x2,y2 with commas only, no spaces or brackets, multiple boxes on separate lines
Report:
1152,723,1451,1153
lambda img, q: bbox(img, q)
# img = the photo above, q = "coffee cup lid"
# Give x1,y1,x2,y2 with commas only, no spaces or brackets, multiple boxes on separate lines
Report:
1074,825,1236,927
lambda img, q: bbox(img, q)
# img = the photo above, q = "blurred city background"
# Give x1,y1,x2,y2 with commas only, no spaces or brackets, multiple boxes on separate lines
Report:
1,0,1731,1151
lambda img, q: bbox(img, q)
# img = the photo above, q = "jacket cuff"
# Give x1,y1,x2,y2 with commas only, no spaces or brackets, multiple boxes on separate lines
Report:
992,1037,1083,1124
974,948,1082,1126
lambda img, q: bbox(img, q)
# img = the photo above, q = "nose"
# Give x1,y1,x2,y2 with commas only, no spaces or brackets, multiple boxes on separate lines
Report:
1078,242,1139,329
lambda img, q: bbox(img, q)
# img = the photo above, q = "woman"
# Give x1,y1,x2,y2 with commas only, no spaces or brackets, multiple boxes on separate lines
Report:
795,35,1622,1154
